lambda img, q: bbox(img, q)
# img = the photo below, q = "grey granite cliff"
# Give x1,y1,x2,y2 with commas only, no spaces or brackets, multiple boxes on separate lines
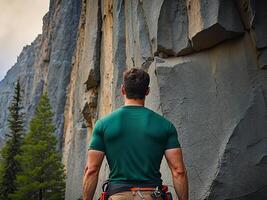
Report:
0,0,82,149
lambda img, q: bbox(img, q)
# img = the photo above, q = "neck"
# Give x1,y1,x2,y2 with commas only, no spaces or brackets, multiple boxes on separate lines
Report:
124,98,145,106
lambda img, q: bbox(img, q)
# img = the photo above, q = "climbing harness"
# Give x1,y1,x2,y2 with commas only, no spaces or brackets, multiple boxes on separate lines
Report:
137,190,145,199
98,181,173,200
151,186,162,199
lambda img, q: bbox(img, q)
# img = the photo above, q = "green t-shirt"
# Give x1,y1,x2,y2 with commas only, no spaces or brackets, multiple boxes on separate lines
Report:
88,105,180,185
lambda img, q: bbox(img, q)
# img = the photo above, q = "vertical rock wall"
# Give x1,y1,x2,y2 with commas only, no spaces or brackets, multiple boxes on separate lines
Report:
0,35,42,147
0,0,82,148
63,0,267,199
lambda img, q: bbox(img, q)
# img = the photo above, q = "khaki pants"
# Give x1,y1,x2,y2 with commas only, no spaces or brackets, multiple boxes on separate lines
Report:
108,190,163,200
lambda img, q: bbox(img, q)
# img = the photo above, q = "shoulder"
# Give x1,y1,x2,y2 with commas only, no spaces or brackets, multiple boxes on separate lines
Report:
146,107,172,124
144,107,175,128
97,107,124,124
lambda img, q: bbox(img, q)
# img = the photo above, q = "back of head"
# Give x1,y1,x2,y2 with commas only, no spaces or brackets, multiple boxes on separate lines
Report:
123,68,150,99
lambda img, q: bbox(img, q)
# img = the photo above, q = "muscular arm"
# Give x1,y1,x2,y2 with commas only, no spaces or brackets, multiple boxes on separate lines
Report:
83,150,105,200
165,148,188,200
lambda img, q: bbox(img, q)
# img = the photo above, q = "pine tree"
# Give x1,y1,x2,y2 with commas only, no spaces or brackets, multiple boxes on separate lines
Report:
10,92,66,200
0,80,25,200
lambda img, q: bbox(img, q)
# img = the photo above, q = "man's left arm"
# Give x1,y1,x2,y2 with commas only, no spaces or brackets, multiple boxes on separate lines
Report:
83,150,105,200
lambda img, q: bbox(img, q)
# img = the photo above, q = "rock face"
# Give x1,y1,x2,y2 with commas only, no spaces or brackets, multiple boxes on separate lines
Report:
149,35,267,200
0,0,82,148
0,0,267,199
0,36,41,147
187,0,244,51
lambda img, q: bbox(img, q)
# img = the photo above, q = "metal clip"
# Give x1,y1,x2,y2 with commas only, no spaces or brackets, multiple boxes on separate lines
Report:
151,187,161,199
136,190,145,200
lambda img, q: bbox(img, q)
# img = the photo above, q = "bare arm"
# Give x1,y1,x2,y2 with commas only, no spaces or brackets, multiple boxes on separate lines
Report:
165,148,188,200
83,150,105,200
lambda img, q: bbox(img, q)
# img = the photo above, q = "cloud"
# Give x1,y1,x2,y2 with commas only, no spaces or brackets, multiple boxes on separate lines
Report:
0,0,49,81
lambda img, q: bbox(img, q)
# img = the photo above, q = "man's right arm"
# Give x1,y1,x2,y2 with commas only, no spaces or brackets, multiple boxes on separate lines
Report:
83,119,105,200
83,150,104,200
165,148,188,200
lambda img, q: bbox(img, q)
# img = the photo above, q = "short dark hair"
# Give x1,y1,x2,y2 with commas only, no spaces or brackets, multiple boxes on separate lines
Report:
123,68,150,99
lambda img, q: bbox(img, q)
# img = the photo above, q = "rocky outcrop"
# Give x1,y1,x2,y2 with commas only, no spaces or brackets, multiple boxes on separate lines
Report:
62,0,102,199
236,0,267,69
157,0,192,56
1,0,267,199
65,0,266,199
147,34,267,200
0,0,82,149
0,36,42,147
187,0,244,51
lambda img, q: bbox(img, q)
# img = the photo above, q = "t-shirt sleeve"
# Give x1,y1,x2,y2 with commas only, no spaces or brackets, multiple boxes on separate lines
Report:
165,122,181,150
88,120,105,152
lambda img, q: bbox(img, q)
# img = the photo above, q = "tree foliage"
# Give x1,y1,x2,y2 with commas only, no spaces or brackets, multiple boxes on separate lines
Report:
0,80,25,200
10,92,66,200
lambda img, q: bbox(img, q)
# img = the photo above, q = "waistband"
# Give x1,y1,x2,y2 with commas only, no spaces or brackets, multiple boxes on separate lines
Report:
107,182,163,196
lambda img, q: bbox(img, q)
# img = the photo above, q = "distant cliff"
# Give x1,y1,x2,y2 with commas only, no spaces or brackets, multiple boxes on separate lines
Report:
0,0,267,200
0,0,82,149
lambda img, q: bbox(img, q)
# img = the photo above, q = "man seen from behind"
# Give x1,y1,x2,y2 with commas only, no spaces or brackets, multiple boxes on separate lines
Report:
83,68,188,200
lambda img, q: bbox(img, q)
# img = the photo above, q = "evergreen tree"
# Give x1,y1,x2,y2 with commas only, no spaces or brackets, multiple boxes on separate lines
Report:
0,80,25,200
10,93,66,200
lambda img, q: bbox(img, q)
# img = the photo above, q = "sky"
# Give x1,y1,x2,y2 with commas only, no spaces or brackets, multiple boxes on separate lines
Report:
0,0,49,81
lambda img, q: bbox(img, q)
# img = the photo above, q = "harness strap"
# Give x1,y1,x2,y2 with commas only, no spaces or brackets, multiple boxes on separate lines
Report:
130,187,156,191
103,181,169,198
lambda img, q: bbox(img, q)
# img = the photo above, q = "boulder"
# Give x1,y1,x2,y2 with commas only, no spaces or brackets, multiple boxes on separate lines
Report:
157,0,192,56
187,0,244,51
147,34,267,199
